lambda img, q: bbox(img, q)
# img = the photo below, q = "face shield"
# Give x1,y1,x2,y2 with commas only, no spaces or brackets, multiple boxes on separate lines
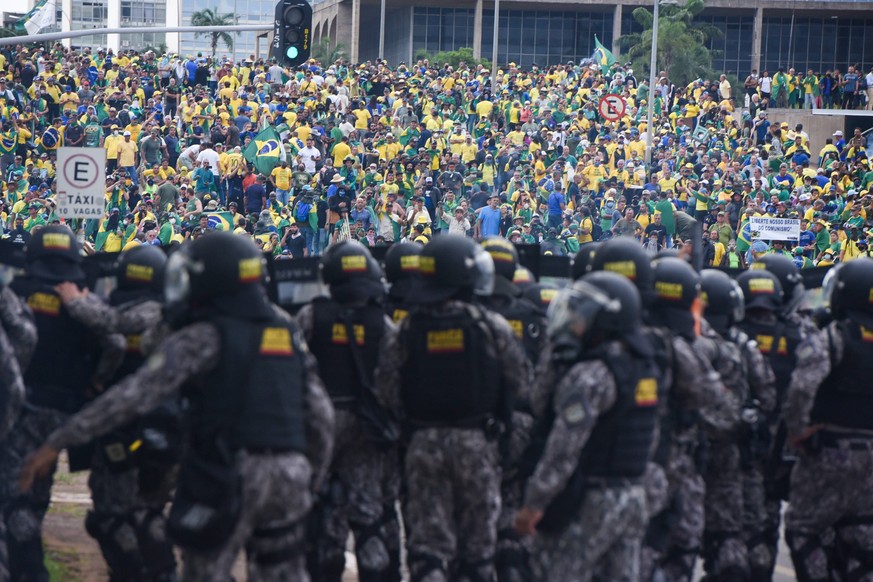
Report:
546,280,616,341
822,263,844,309
164,250,196,304
728,279,746,323
472,246,495,297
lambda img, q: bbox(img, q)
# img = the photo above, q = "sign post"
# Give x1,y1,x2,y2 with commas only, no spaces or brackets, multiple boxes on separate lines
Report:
56,148,106,219
598,94,627,122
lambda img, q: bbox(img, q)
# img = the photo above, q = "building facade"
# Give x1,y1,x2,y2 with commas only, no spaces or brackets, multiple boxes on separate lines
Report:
312,0,873,79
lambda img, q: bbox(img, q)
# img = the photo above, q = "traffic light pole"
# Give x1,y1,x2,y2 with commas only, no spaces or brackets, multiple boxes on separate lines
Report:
0,25,272,47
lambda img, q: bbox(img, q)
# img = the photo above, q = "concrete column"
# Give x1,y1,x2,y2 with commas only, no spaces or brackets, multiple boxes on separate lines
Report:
751,5,763,74
165,0,181,55
473,0,483,60
106,0,121,52
612,3,622,57
61,0,73,48
350,0,361,64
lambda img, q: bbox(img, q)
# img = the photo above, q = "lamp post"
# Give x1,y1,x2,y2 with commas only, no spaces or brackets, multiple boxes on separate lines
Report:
491,0,499,88
644,0,677,172
379,0,386,59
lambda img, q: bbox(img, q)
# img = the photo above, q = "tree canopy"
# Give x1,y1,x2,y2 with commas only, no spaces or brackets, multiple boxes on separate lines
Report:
619,0,722,85
190,9,237,58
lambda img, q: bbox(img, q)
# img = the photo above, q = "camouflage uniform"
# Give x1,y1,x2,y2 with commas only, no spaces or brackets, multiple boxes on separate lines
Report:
525,355,648,582
642,333,739,582
783,324,873,581
375,302,528,582
44,310,335,581
700,322,760,581
296,304,399,582
65,294,177,581
1,286,124,582
0,287,36,581
732,329,778,582
742,311,818,581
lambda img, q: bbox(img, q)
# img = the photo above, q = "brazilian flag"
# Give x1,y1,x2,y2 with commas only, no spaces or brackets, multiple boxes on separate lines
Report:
206,211,234,232
592,36,616,72
243,126,285,176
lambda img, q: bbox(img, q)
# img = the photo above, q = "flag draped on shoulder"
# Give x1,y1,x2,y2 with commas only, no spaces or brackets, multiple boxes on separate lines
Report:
243,126,285,176
592,36,616,72
15,0,57,35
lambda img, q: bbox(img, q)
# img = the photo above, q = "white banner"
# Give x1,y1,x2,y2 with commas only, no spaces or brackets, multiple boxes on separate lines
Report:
749,216,801,241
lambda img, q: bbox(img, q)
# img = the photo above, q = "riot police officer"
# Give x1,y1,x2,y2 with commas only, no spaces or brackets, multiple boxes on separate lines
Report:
477,237,546,582
589,239,737,582
296,241,399,582
516,271,659,581
699,269,777,581
3,225,125,580
0,245,37,581
374,235,528,582
646,257,739,581
20,232,335,581
783,258,873,581
736,268,814,581
383,242,423,324
56,245,177,582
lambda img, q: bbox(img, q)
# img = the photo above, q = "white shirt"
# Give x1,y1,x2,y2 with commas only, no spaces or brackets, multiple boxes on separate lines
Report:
196,148,221,175
759,76,772,93
298,146,321,173
866,72,873,88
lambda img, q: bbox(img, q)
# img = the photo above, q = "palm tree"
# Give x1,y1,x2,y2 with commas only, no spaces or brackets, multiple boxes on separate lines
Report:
190,8,237,58
619,0,722,85
310,38,346,65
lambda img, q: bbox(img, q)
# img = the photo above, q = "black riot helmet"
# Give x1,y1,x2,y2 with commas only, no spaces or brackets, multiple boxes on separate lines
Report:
384,242,423,300
411,235,495,304
571,242,600,280
522,281,560,316
753,254,804,314
480,237,520,296
649,257,701,338
828,257,873,328
589,237,655,306
546,271,641,346
116,245,167,294
512,266,536,291
737,269,783,313
320,240,384,303
700,269,745,335
164,232,272,324
25,225,85,283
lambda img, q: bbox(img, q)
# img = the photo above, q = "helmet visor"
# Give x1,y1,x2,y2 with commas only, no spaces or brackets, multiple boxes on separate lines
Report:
164,251,191,304
472,246,495,296
546,280,617,339
729,280,746,323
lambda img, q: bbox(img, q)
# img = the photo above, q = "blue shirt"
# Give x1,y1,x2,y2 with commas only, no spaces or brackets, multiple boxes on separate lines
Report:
547,192,566,216
478,206,501,237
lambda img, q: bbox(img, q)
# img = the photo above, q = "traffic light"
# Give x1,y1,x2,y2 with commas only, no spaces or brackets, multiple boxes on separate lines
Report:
272,0,312,67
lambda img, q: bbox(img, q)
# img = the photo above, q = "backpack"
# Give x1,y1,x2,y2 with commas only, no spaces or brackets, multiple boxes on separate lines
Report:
296,201,311,222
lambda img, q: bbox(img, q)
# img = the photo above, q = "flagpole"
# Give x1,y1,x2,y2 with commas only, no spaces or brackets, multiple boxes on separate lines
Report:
645,0,659,175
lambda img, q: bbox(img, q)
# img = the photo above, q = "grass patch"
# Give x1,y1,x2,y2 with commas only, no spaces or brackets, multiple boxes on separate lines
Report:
53,471,75,486
45,548,79,582
48,503,88,519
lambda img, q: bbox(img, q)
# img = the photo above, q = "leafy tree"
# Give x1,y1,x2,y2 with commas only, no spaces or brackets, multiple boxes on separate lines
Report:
190,8,237,58
619,0,722,85
310,38,346,65
416,47,489,69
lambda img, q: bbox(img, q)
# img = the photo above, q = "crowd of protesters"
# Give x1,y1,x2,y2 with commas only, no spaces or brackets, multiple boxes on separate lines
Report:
0,42,871,271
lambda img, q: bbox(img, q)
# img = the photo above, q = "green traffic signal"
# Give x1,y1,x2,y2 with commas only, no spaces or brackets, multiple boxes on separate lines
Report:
286,47,299,59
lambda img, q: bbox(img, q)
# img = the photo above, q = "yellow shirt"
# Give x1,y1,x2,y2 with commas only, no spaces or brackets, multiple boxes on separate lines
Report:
117,140,138,166
476,100,494,119
332,141,351,166
353,109,371,130
270,166,292,190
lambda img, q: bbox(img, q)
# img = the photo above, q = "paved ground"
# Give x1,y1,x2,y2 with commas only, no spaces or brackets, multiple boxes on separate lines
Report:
44,455,795,581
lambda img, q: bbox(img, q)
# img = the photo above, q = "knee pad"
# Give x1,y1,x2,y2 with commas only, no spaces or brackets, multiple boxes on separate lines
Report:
454,556,494,582
85,511,145,581
785,529,830,582
350,518,390,573
132,508,176,577
407,550,446,582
